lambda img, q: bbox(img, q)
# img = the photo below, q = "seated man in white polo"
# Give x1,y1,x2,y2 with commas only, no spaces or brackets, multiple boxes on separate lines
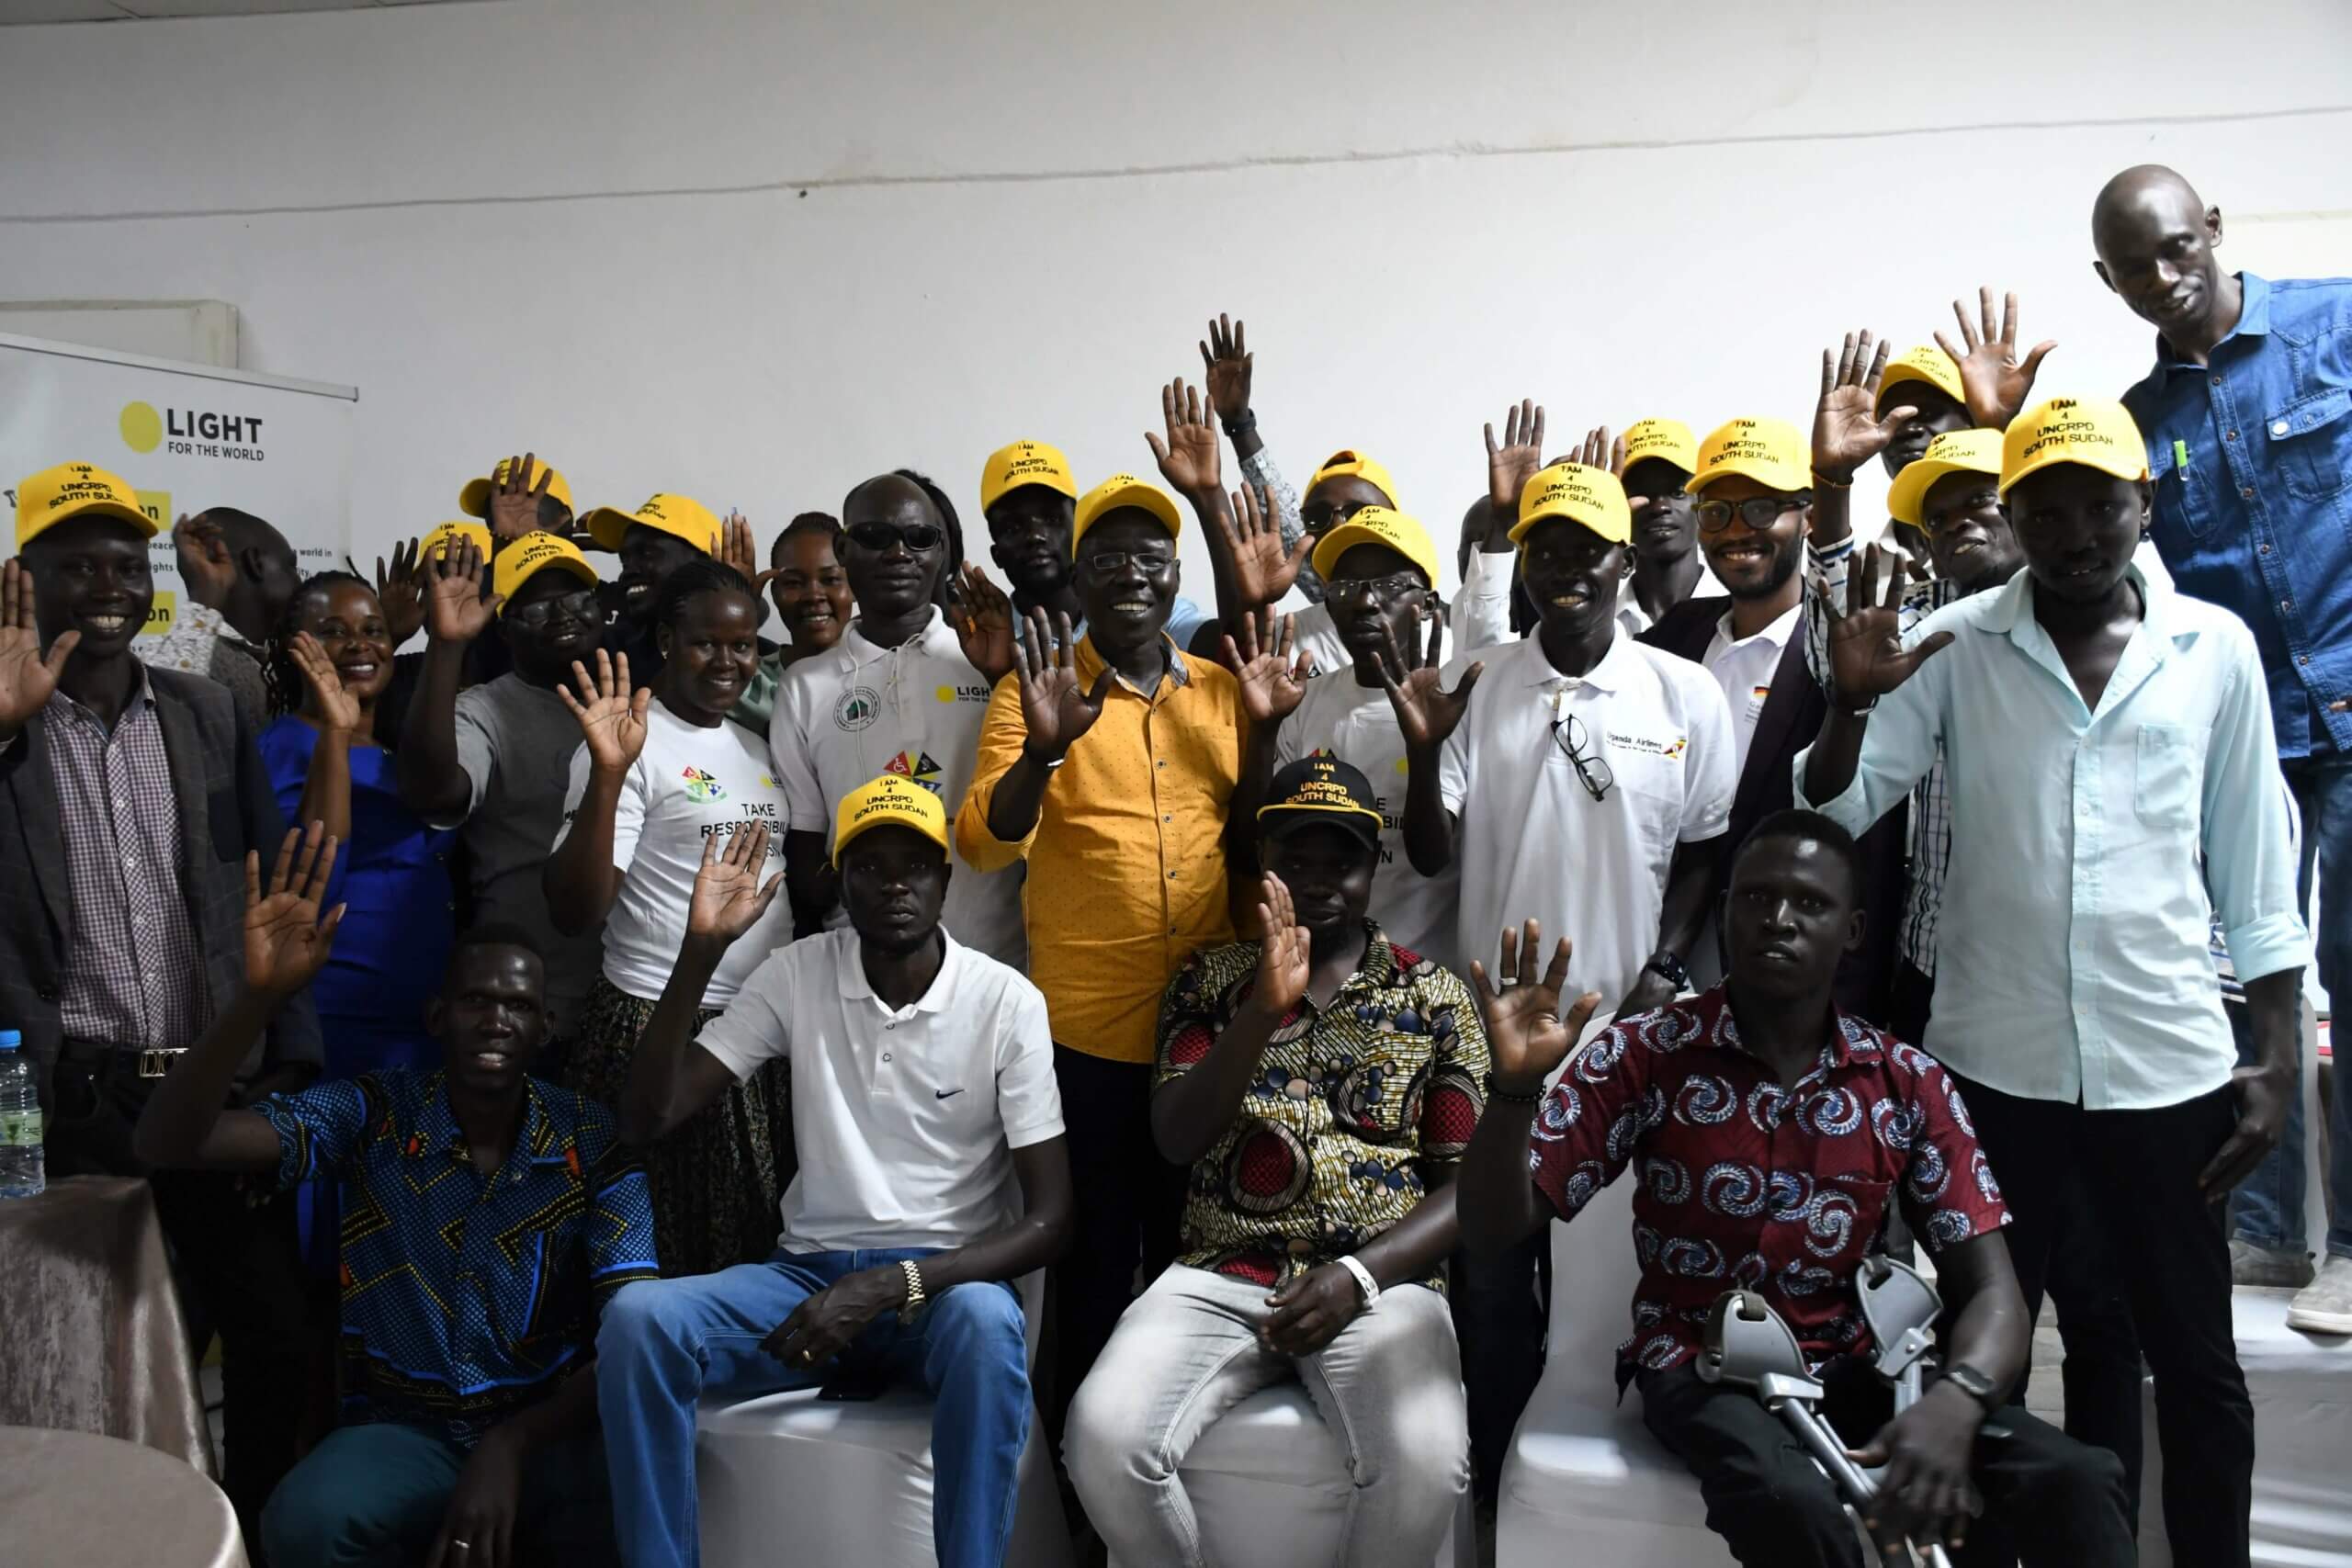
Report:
1065,756,1484,1568
595,775,1072,1568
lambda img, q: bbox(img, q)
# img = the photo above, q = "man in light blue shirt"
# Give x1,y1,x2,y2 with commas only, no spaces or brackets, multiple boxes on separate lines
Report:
1796,396,2308,1568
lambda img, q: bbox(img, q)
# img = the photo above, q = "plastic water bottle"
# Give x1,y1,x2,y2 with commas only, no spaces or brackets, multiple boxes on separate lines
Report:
0,1031,44,1199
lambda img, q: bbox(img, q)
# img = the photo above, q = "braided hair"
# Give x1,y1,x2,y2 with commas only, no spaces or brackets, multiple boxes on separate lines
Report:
263,570,400,747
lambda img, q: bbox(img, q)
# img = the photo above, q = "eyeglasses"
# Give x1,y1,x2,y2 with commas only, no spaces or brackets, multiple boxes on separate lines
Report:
845,521,944,553
507,589,600,627
1325,571,1426,604
1695,495,1808,534
1550,713,1614,802
1075,549,1177,577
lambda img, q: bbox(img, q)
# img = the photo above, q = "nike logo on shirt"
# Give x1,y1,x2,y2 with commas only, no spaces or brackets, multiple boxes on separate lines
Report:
934,1089,964,1100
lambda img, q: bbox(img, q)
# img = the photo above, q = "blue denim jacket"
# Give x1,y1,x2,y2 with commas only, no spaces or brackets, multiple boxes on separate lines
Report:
2123,272,2352,759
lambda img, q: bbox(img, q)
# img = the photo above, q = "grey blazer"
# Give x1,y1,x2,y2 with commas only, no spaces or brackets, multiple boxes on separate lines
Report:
0,664,322,1108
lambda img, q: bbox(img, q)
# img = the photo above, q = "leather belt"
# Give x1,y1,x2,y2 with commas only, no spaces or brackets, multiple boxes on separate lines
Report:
58,1039,189,1078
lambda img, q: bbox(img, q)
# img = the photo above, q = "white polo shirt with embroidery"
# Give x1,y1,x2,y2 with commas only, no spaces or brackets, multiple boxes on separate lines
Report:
768,611,1026,969
1436,630,1736,1016
696,927,1065,1253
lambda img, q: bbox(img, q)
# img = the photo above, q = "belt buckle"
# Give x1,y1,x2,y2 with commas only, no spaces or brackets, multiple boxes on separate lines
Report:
137,1047,186,1079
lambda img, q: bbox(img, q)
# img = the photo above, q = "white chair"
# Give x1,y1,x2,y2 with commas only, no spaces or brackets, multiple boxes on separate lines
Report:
1497,1179,1736,1568
695,1271,1072,1568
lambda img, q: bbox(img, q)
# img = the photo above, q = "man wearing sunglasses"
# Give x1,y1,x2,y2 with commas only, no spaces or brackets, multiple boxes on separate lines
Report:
1639,415,1904,1010
768,473,1029,968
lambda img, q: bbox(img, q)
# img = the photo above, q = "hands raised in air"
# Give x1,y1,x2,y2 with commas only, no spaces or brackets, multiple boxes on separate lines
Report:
424,538,503,644
1470,920,1603,1095
1212,480,1310,613
243,822,346,998
1012,610,1114,764
558,649,651,773
1934,287,2056,432
1145,378,1223,501
1220,607,1310,726
0,557,77,735
1486,400,1545,516
1375,611,1482,750
1817,542,1954,707
1813,331,1916,484
686,821,784,947
1199,314,1254,427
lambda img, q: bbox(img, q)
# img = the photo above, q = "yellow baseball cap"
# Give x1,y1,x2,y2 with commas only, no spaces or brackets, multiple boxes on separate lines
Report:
1878,346,1963,413
579,492,722,555
1310,505,1441,587
419,521,494,564
1071,474,1183,557
2000,397,2150,498
832,773,952,866
1887,431,2004,526
1304,449,1399,510
492,531,599,615
458,457,574,520
1510,461,1632,546
1689,418,1811,495
1620,419,1698,477
980,440,1078,514
16,461,155,548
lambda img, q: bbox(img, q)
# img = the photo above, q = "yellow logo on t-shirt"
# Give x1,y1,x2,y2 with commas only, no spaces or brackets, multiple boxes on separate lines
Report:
681,765,727,803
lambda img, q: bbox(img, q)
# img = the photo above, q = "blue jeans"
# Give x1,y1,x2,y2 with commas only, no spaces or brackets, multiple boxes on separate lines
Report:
258,1420,617,1568
595,1247,1031,1568
2234,757,2352,1260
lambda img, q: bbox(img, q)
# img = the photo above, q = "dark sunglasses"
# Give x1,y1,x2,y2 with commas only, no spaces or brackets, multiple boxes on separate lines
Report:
845,520,944,553
506,589,601,627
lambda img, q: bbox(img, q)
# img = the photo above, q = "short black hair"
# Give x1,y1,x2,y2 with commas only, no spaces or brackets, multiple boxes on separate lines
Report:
200,506,294,569
445,922,545,985
773,511,841,566
1730,808,1861,904
651,558,757,634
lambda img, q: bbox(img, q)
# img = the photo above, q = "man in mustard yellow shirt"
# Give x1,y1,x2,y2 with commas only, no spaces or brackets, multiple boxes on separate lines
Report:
957,471,1244,1436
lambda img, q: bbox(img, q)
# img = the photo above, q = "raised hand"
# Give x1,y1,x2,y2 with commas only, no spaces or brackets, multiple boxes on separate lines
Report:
1814,331,1915,483
1377,612,1482,750
0,557,77,735
947,561,1018,685
368,537,426,649
1012,609,1113,762
1935,287,2057,432
1571,424,1622,473
720,511,780,588
1213,480,1310,613
486,453,555,542
243,823,346,998
1470,921,1603,1093
1199,313,1254,426
1220,607,1310,726
687,821,784,946
424,538,501,644
171,512,239,611
558,649,651,773
1486,400,1546,515
1144,378,1224,501
1820,543,1954,705
1247,874,1311,1022
288,631,365,735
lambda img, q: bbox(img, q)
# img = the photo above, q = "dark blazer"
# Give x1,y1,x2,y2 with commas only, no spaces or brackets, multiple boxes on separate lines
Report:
1639,597,1906,1019
0,664,322,1109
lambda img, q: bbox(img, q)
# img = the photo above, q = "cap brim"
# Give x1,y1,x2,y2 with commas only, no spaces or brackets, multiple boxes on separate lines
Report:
985,473,1078,513
1997,447,2148,499
831,814,951,868
494,555,599,615
1076,483,1183,547
1311,520,1437,586
1258,802,1383,849
1887,456,1997,526
458,477,492,518
580,507,633,552
1508,506,1629,547
1876,367,1961,413
28,499,158,544
1686,459,1810,497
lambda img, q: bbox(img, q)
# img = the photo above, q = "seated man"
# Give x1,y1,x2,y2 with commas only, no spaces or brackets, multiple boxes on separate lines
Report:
598,775,1071,1568
1066,756,1483,1567
1454,810,2133,1567
132,828,649,1568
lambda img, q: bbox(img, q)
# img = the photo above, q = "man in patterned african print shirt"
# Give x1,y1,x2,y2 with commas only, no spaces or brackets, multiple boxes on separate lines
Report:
135,842,653,1568
1065,757,1485,1568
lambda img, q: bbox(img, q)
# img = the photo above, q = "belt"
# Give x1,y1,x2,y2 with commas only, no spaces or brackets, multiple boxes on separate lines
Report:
58,1038,190,1079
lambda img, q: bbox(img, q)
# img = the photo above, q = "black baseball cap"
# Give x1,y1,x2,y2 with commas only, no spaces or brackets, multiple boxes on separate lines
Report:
1258,756,1384,852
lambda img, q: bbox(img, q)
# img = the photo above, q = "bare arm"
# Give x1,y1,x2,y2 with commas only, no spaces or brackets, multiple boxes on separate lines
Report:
543,650,649,936
1151,879,1304,1165
397,636,475,818
1455,926,1604,1258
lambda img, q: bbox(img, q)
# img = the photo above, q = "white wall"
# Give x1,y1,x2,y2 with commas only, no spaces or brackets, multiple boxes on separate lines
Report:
4,0,2348,591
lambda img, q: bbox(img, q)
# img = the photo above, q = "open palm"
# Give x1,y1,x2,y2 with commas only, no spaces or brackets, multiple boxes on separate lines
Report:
425,540,499,643
1470,921,1601,1089
949,563,1018,685
1935,287,2056,432
288,632,364,734
1221,608,1309,725
0,558,75,732
560,649,650,772
688,822,783,943
243,825,345,996
1250,874,1311,1020
1487,400,1545,513
1146,378,1223,499
1377,615,1481,750
1814,331,1912,479
1015,610,1112,759
1820,544,1953,703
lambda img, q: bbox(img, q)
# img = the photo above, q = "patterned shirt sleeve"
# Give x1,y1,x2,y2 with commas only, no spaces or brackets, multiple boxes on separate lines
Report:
1526,1021,1651,1221
149,601,228,681
578,1114,662,1304
1416,969,1491,1170
1238,446,1305,550
1895,1054,2011,1254
1154,945,1238,1092
254,1076,378,1190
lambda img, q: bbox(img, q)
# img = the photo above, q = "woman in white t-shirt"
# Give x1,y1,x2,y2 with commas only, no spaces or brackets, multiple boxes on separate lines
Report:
546,558,796,1274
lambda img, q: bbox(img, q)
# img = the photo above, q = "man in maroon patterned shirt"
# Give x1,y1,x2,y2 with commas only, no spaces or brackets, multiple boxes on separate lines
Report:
1457,809,2131,1566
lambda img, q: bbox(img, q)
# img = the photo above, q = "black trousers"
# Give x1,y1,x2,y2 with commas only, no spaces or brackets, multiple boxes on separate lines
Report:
1952,1073,2252,1566
1046,1044,1187,1442
1639,1359,2133,1567
1449,1228,1548,1504
47,1048,310,1556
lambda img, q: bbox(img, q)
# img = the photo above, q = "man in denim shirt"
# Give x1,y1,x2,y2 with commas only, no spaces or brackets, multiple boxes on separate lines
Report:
2096,164,2352,1331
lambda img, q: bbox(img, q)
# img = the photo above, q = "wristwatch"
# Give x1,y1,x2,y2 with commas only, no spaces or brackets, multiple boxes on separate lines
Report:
1939,1361,2004,1415
1335,1255,1380,1309
1641,950,1690,992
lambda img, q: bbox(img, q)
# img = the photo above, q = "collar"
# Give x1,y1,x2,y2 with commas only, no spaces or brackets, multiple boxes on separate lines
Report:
1710,599,1803,654
834,927,963,1015
1076,630,1190,695
406,1073,558,1172
1521,623,1632,694
49,661,157,726
1693,983,1872,1079
1979,558,2191,647
840,606,954,665
2154,270,2268,365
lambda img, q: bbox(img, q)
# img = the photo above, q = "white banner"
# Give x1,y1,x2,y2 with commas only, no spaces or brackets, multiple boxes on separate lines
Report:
0,332,357,645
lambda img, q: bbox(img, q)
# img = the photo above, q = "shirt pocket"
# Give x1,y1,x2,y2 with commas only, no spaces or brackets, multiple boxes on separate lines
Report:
2133,724,2201,831
2265,381,2351,505
2148,436,2221,543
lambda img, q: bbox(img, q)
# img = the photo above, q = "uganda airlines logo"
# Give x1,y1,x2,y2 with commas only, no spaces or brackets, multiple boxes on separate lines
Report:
681,765,727,803
1609,730,1688,761
886,750,944,795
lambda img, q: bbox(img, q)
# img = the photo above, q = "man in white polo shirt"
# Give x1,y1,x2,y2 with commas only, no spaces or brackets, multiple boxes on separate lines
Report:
770,472,1027,966
1397,459,1737,1024
595,775,1071,1568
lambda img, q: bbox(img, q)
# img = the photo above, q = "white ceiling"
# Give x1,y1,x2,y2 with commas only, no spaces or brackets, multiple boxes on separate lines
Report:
0,0,479,22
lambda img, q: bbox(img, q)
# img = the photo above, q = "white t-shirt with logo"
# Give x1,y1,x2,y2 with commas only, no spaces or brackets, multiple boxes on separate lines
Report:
1274,672,1461,970
1700,600,1803,780
557,699,795,1005
768,611,1025,968
1437,631,1736,1019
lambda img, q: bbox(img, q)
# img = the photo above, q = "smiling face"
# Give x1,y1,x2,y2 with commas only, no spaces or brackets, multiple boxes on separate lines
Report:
1920,469,2022,593
502,566,602,678
771,526,852,650
841,476,947,622
617,525,706,622
1722,832,1863,1002
1262,820,1377,939
293,578,394,704
839,825,951,957
1519,517,1628,641
2007,467,2150,606
1881,384,1971,476
1623,458,1697,564
1324,542,1432,670
426,943,547,1097
1694,475,1805,604
2094,174,2228,344
986,488,1077,604
654,586,763,719
28,517,154,660
1074,513,1180,652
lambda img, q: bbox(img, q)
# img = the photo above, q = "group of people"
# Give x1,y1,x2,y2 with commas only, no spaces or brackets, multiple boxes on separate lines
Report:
0,161,2345,1568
